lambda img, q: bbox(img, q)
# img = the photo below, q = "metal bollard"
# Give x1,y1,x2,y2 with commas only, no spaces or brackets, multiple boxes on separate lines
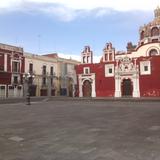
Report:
26,94,31,105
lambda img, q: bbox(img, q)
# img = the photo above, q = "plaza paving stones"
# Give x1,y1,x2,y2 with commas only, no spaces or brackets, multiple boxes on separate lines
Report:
0,100,160,160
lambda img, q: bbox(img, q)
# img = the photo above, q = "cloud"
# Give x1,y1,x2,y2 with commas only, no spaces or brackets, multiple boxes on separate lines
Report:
58,53,101,63
39,5,76,22
0,0,157,21
0,0,157,11
58,53,81,61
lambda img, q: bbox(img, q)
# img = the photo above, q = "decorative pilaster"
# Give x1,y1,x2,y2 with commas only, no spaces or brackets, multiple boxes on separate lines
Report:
79,80,83,97
91,75,96,97
114,76,121,97
132,72,140,97
4,54,7,72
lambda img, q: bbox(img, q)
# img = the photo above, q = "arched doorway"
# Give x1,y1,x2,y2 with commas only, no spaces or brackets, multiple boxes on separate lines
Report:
83,80,92,97
121,79,133,97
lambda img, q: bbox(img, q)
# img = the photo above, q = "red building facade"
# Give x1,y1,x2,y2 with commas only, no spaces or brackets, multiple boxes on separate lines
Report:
76,7,160,98
0,43,24,98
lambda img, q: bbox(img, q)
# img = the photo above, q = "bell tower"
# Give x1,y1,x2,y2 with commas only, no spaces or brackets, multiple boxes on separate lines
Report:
103,42,115,62
81,46,93,64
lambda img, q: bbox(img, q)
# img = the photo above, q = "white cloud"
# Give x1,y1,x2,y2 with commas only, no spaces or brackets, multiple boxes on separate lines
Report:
58,53,101,63
0,0,158,21
58,53,80,61
40,5,76,22
0,0,157,11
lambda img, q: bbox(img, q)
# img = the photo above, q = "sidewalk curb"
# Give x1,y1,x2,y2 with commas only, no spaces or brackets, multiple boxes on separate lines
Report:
0,96,160,104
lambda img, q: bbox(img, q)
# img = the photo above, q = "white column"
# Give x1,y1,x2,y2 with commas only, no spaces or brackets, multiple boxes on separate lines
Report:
79,82,83,97
19,60,21,73
132,74,140,97
79,76,83,97
10,59,12,72
114,76,121,97
4,54,7,72
91,77,96,97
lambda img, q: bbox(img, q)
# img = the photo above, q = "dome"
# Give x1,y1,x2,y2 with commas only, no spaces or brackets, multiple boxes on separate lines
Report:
139,6,160,45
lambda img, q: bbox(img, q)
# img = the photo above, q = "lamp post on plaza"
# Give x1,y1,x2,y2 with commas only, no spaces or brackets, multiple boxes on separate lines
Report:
23,73,35,105
48,72,57,97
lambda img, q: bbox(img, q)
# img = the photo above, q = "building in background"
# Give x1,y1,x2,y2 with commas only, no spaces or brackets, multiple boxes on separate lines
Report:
24,53,79,97
24,53,58,97
0,43,24,98
0,44,79,98
44,54,80,97
76,7,160,98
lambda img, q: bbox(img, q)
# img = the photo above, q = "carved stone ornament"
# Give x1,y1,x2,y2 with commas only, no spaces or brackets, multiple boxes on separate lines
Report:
119,56,134,73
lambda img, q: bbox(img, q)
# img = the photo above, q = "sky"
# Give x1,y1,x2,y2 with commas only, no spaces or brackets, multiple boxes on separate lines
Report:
0,0,159,61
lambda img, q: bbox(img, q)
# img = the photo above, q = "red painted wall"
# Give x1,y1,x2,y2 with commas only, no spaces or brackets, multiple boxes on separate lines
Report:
0,53,4,71
7,54,11,72
76,55,160,97
95,63,115,97
0,47,25,86
76,62,115,97
138,56,160,97
0,72,11,84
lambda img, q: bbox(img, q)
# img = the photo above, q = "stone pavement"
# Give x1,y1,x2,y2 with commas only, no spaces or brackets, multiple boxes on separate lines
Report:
0,100,160,160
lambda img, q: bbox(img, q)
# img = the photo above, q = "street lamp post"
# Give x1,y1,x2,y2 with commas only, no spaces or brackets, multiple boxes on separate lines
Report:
23,73,35,105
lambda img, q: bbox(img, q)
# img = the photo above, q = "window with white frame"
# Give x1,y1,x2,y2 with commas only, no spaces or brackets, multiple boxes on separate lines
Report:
140,61,151,75
105,64,114,77
83,67,90,74
42,65,47,75
29,63,33,73
12,61,19,73
50,66,54,75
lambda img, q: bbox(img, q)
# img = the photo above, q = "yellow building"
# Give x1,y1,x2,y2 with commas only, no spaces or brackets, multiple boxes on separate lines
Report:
24,52,80,97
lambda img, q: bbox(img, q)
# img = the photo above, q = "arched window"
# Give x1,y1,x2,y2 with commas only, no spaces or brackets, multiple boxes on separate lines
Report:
105,54,108,61
109,53,112,61
83,56,85,63
151,27,159,37
149,49,158,56
140,31,145,40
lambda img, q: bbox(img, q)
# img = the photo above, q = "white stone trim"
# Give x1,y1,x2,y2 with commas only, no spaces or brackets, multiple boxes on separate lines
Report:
140,61,151,75
146,46,160,56
11,59,20,72
4,54,7,72
0,85,6,98
8,85,14,97
114,57,140,98
105,64,114,77
83,67,90,74
78,73,96,97
114,76,121,97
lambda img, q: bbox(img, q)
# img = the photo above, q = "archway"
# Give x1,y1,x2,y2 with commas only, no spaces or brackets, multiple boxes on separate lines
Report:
121,79,133,97
149,49,158,56
82,80,92,97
